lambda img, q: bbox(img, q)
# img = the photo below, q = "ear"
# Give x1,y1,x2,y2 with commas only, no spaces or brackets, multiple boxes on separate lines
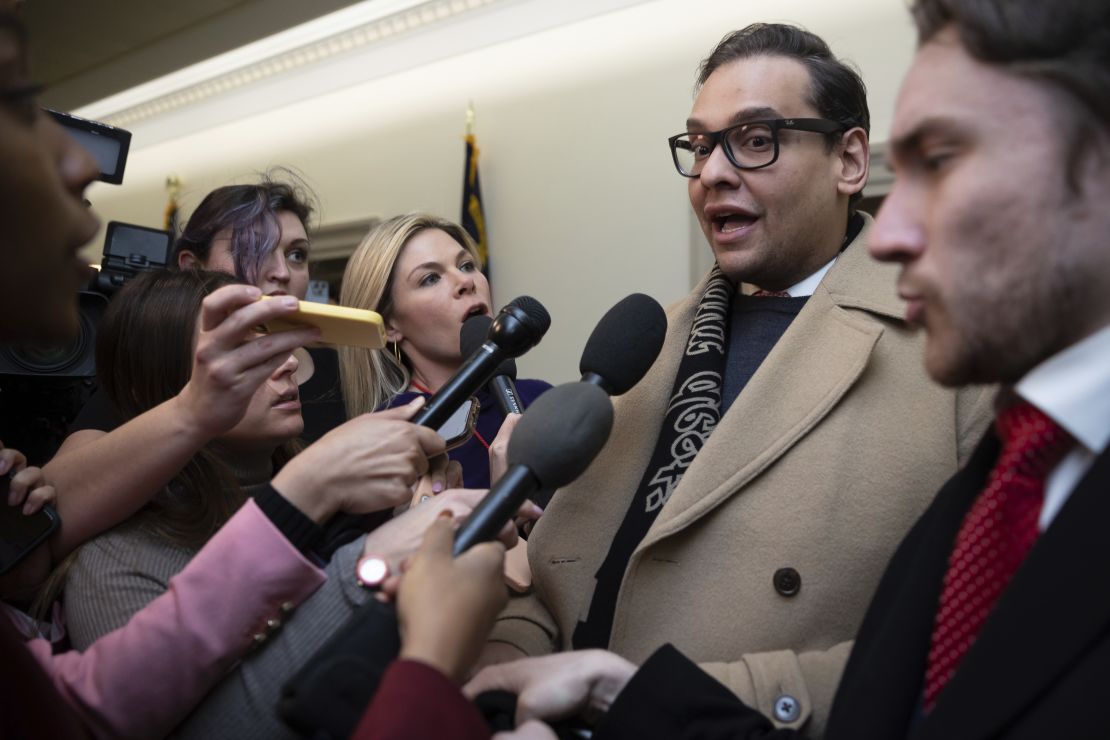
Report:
835,127,870,199
177,249,202,270
384,319,403,344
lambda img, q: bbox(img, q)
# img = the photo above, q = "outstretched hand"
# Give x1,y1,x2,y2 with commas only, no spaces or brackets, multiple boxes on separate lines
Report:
274,397,446,523
394,515,508,684
465,650,637,729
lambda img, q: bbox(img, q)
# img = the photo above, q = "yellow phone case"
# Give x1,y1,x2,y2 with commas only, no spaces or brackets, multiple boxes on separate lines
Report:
260,297,386,349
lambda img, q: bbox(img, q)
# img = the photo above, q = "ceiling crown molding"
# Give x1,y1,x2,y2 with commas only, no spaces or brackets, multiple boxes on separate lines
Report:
75,0,506,127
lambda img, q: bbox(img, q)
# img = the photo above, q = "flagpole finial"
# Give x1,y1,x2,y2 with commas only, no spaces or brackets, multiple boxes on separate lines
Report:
165,174,182,196
466,101,475,136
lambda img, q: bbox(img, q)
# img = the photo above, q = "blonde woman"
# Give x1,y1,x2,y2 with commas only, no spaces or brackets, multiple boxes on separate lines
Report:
340,213,551,490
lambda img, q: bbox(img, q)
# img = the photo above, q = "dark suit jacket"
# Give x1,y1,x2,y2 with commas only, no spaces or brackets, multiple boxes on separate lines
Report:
596,431,1110,740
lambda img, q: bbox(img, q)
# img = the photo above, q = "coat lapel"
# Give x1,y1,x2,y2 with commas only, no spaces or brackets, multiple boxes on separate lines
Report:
642,229,904,546
917,445,1110,740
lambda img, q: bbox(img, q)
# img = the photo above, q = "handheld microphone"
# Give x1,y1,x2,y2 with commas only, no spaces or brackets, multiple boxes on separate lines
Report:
279,381,613,739
453,381,613,555
318,296,549,557
411,296,549,429
580,293,667,395
461,314,523,416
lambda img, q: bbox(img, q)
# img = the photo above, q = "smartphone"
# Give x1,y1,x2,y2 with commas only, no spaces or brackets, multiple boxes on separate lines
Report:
0,476,59,576
260,297,386,349
439,397,479,451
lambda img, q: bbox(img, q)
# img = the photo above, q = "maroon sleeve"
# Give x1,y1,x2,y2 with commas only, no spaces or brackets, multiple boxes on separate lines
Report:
351,659,491,740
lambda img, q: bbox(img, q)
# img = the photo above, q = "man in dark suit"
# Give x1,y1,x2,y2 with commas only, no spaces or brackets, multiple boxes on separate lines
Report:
465,0,1110,737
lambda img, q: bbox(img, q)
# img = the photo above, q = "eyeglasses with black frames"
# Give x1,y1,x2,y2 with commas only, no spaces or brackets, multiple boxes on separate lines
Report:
668,118,846,177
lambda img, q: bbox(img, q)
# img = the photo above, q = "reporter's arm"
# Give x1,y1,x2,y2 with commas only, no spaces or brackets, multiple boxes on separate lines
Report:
25,499,326,740
352,516,506,740
44,286,318,560
693,640,854,736
351,659,491,740
170,490,496,739
272,399,445,523
594,645,798,740
45,397,218,559
466,651,635,729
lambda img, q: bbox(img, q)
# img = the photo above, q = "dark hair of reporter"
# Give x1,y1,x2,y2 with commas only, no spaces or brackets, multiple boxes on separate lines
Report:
171,169,317,285
95,269,300,549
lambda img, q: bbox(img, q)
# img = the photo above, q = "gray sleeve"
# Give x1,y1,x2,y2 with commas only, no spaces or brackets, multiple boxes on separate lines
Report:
173,535,371,740
63,532,190,651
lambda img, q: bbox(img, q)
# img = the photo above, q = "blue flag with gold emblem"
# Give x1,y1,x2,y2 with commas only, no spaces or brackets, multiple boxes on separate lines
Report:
461,133,489,279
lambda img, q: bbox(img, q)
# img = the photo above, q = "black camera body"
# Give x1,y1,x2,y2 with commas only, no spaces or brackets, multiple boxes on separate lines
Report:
0,112,163,464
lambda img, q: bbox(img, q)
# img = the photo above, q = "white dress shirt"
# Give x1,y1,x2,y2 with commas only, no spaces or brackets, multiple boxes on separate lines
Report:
1014,324,1110,530
753,255,839,298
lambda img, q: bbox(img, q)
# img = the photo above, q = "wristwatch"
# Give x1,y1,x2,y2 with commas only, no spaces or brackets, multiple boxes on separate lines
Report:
355,554,391,589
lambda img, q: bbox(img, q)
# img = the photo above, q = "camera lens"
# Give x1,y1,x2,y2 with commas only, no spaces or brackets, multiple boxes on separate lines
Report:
0,311,93,374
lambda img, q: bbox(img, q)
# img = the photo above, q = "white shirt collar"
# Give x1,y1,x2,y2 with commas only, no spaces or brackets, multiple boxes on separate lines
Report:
781,255,837,298
1015,323,1110,455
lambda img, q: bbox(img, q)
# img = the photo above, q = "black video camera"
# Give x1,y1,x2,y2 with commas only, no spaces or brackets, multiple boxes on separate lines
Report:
0,111,172,464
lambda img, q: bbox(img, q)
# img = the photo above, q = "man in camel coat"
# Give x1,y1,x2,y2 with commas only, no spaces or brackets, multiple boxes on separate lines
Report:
483,22,991,736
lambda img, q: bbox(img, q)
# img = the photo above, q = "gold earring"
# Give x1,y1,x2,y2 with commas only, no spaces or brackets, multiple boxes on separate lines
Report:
390,341,401,364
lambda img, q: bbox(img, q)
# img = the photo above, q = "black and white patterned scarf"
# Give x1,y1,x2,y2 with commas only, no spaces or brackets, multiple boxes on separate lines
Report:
573,267,731,649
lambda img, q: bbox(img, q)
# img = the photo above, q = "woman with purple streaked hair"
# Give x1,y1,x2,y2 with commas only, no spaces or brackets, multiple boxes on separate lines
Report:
173,172,316,302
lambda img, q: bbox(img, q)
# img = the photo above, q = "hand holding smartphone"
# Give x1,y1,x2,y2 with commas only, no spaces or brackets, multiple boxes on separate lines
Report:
0,475,59,576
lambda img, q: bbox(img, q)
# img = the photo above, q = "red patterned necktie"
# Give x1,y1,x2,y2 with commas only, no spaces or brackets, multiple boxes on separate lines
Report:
751,289,791,297
922,401,1073,711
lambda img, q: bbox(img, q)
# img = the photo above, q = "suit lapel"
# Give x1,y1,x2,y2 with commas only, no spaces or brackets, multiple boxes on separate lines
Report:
918,446,1110,739
642,238,898,546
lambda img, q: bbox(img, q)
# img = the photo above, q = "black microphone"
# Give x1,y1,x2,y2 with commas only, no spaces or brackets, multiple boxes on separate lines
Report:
317,296,549,558
278,381,613,739
461,314,523,415
580,293,667,395
453,381,613,555
411,296,549,429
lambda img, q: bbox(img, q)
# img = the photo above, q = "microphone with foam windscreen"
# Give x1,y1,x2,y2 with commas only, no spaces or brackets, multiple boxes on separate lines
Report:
278,381,613,739
453,381,613,555
460,314,523,416
580,293,668,395
411,296,549,429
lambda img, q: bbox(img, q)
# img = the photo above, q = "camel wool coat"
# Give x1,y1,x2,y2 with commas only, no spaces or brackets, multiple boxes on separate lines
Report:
488,216,994,737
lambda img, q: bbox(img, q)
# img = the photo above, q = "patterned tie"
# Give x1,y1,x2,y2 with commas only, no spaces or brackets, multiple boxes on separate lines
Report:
923,401,1073,711
751,289,791,298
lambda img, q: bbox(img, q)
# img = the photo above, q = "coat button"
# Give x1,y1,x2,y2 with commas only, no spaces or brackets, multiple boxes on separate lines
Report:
773,567,801,597
773,694,801,722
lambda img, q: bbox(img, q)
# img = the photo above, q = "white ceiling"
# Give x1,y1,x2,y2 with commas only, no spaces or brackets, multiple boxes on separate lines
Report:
26,0,363,109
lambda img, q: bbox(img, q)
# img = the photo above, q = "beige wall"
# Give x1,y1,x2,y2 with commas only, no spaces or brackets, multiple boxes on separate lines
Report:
81,0,916,384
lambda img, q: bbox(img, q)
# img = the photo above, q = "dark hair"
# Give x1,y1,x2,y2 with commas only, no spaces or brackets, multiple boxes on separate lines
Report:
171,169,317,286
698,24,870,143
697,24,870,209
910,0,1110,183
96,269,298,549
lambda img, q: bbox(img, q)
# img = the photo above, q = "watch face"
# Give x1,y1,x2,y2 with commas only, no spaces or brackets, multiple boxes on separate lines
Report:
357,556,389,588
